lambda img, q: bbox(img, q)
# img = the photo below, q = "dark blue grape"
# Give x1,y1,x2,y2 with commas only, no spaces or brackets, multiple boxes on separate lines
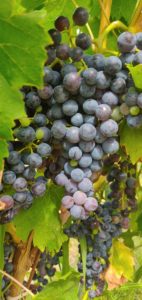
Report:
25,92,41,109
104,56,122,75
62,100,78,116
51,121,67,139
117,31,136,53
37,143,52,157
54,85,69,103
71,113,84,126
82,68,97,85
27,153,42,168
73,7,89,26
76,33,91,50
96,71,110,89
16,126,36,143
79,124,96,141
7,151,21,165
3,171,16,185
13,177,27,191
56,44,70,60
33,114,47,126
31,182,46,196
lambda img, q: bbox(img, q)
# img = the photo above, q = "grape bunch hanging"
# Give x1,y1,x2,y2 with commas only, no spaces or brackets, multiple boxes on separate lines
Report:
0,5,141,299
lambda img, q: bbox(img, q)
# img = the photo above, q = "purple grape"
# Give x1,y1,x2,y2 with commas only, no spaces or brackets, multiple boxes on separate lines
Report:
61,195,74,209
55,173,68,186
73,191,87,205
70,205,84,219
31,182,46,196
65,180,78,194
78,178,93,192
13,177,27,191
0,195,14,210
84,197,98,211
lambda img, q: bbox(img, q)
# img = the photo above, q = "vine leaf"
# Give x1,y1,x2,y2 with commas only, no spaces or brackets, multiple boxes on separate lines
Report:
120,122,142,164
109,239,134,280
0,74,26,167
28,272,80,300
13,183,67,252
0,225,5,296
0,0,47,168
111,0,136,23
127,65,142,91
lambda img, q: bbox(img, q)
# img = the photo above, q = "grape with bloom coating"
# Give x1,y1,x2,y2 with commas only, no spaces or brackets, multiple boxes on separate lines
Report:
84,197,98,211
61,195,74,209
55,173,68,186
117,31,136,53
70,205,84,219
71,168,84,182
79,124,96,141
69,147,82,160
73,190,87,205
78,178,93,193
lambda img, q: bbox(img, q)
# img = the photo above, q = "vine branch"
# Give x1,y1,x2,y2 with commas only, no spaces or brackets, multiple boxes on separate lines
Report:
0,270,33,297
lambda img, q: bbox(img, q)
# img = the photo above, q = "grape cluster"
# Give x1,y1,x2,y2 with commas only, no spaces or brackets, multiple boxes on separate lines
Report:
0,5,141,299
65,155,137,297
28,249,62,294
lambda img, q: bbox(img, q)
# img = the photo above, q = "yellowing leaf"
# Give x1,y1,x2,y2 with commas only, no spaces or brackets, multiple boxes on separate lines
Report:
109,239,134,280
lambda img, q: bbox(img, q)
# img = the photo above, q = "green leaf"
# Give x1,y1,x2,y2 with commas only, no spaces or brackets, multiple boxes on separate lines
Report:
0,140,9,169
22,0,46,10
33,272,80,300
0,73,25,168
127,65,142,91
0,9,47,88
0,225,5,296
13,183,67,252
134,265,142,282
79,236,87,283
0,74,25,138
120,230,135,249
111,0,136,24
109,239,134,280
120,121,142,164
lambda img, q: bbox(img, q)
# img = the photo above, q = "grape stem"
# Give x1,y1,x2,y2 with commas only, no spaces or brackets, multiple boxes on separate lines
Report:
0,270,34,297
97,20,128,50
129,0,142,32
26,249,41,289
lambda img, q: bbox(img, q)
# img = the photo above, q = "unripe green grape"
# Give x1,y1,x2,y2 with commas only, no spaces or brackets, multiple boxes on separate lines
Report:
36,105,42,113
120,103,130,115
130,106,140,116
36,128,44,140
111,107,123,121
70,160,78,167
19,117,31,127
